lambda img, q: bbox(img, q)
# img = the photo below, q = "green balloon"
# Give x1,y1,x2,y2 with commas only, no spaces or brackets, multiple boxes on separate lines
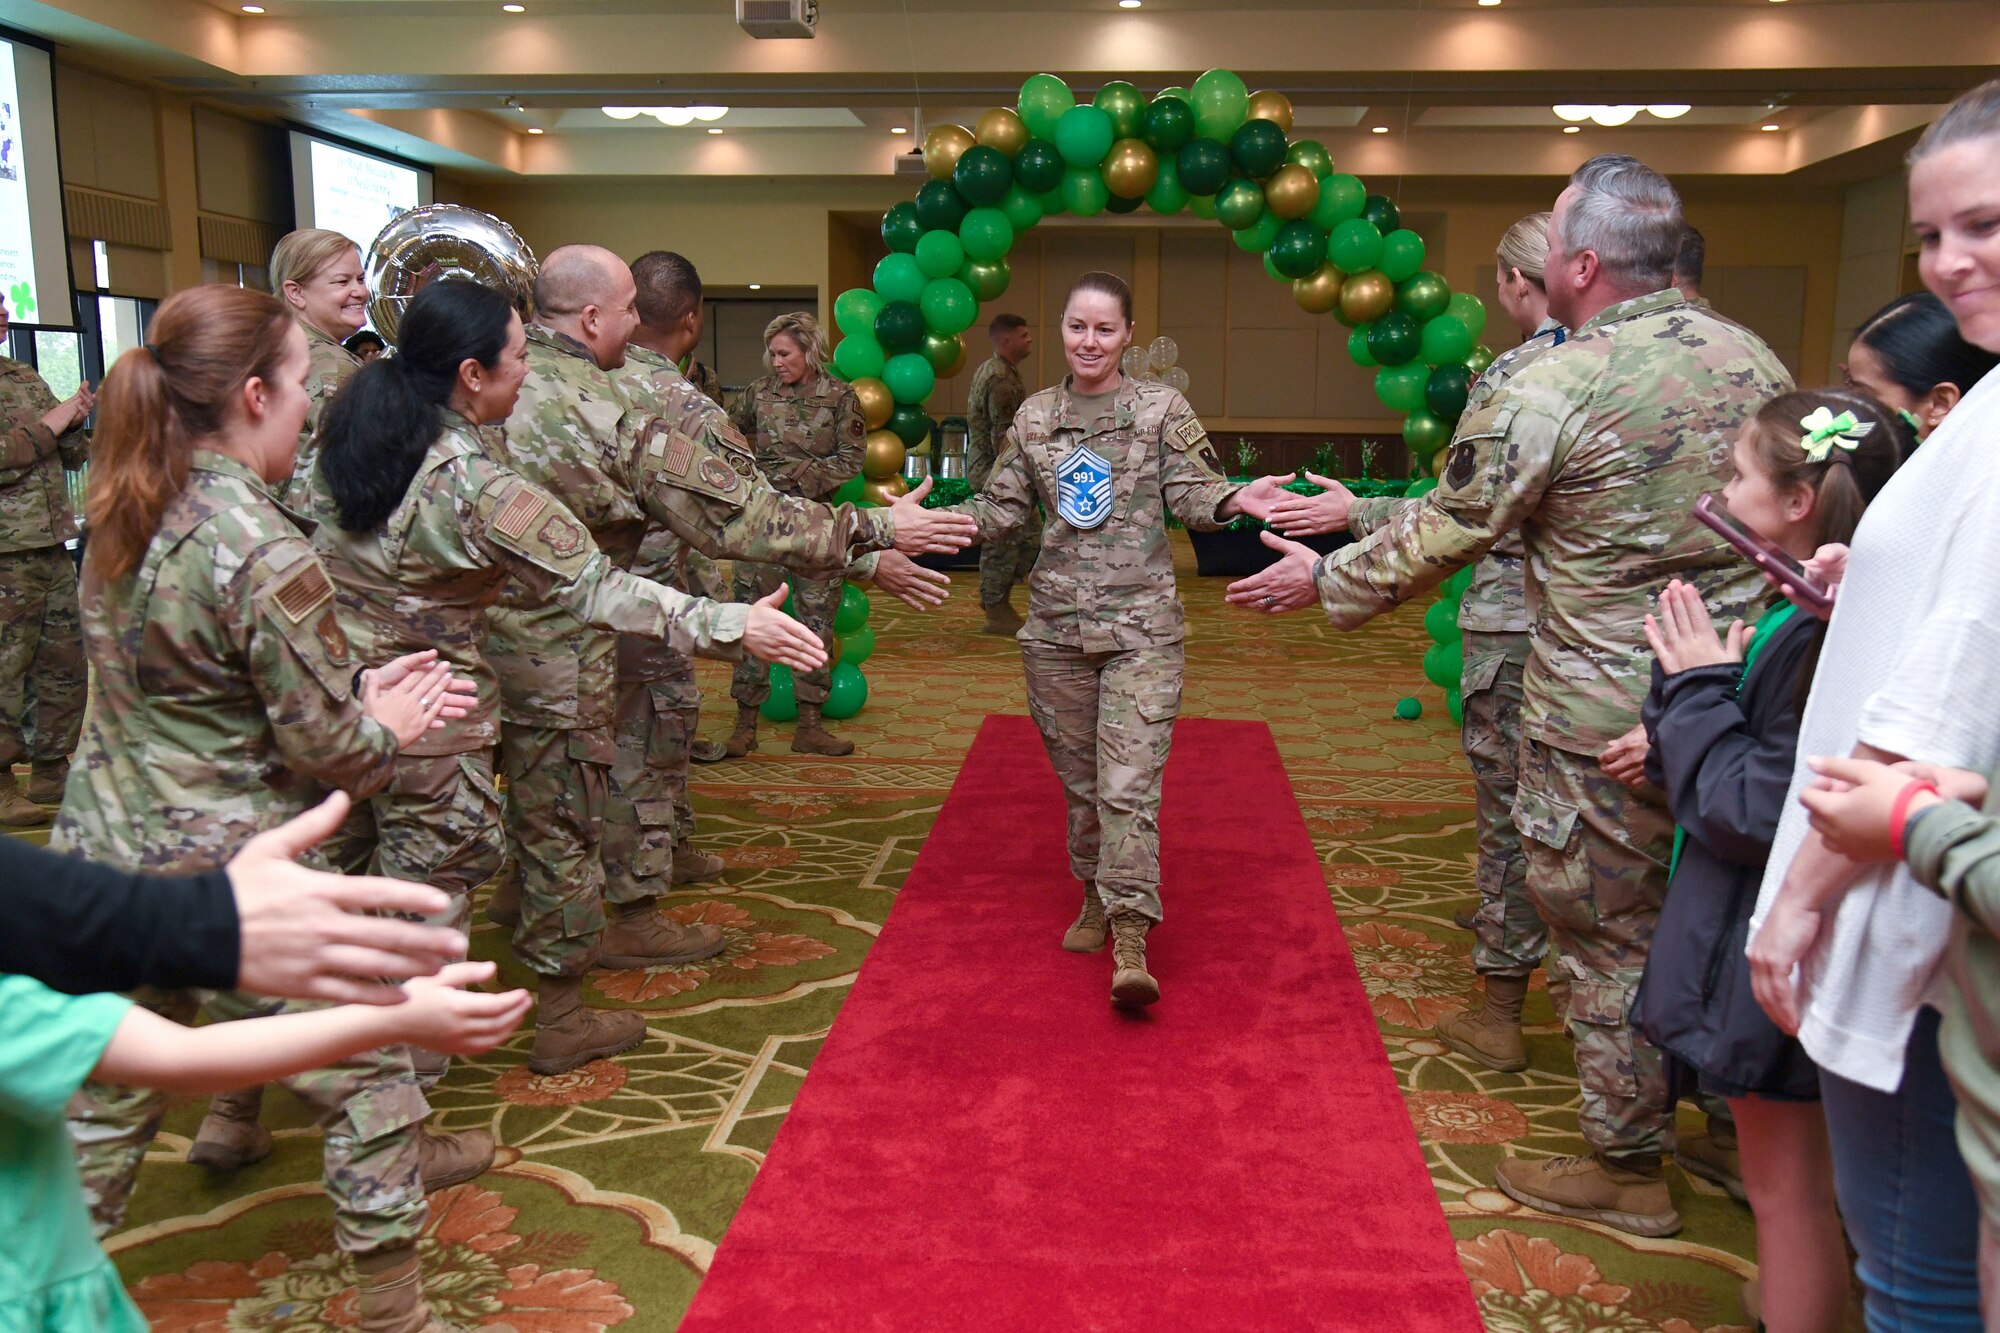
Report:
1215,178,1266,230
1403,408,1452,457
1407,476,1439,500
1446,687,1464,726
831,475,867,506
1262,250,1288,283
1229,118,1289,179
1395,696,1423,721
872,252,927,305
1422,640,1462,691
1018,74,1076,142
960,257,1012,302
1105,192,1144,215
760,663,797,723
1309,174,1366,231
1154,86,1191,104
1000,184,1043,234
959,206,1015,263
1142,96,1195,152
914,228,965,280
881,202,922,254
1013,139,1065,194
1448,291,1488,338
1190,68,1249,141
1362,193,1401,234
832,332,886,381
1176,138,1232,196
952,145,1013,207
914,179,969,233
1286,139,1334,177
1060,167,1109,217
882,351,936,405
1233,209,1281,252
833,287,883,338
1421,315,1474,367
834,581,871,632
1375,361,1428,413
1424,597,1462,644
1093,81,1146,140
920,276,977,335
887,402,931,448
1038,186,1067,216
1444,565,1474,597
839,624,876,668
1377,229,1426,283
1327,218,1384,273
1347,324,1376,368
1426,364,1473,421
873,300,925,354
1054,104,1115,168
1465,344,1497,375
1396,271,1452,322
1367,311,1421,366
823,660,869,721
1186,192,1218,219
1144,157,1188,215
1270,220,1329,279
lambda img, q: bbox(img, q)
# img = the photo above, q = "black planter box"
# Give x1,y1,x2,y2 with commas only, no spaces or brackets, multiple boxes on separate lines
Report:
1189,527,1352,577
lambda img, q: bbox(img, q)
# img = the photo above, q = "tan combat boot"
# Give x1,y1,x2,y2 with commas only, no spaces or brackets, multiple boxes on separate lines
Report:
0,769,52,828
1108,910,1159,1007
1495,1153,1682,1237
482,862,522,929
354,1242,519,1333
723,704,761,758
791,703,854,756
528,974,647,1075
1061,883,1108,953
416,1126,497,1193
26,758,68,805
187,1086,272,1170
981,598,1025,636
671,847,727,885
1433,973,1531,1072
596,900,727,968
1676,1118,1745,1202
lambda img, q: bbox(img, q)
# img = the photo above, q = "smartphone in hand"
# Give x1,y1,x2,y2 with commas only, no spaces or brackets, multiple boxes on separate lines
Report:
1693,493,1835,616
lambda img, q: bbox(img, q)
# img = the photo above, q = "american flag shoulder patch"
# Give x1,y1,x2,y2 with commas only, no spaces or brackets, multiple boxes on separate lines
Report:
492,487,547,542
271,561,333,625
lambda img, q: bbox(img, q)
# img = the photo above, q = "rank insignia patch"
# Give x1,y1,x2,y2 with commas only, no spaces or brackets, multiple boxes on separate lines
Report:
1054,445,1115,530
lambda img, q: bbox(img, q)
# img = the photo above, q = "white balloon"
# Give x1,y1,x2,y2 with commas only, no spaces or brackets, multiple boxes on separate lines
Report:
1149,335,1179,371
1164,365,1191,393
1121,346,1151,379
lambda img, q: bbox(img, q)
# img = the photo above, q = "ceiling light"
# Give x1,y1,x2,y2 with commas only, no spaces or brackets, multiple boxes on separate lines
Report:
1477,0,1501,6
1646,104,1691,119
240,5,265,12
1591,105,1640,127
527,127,544,135
1562,125,1580,134
749,283,763,290
602,107,642,120
707,127,723,135
502,3,524,10
690,105,727,122
891,126,908,135
1553,105,1591,123
1119,0,1142,8
1371,126,1389,134
1761,123,1781,131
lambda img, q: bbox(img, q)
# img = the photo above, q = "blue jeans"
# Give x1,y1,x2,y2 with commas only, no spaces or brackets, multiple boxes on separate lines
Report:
1821,1006,1984,1332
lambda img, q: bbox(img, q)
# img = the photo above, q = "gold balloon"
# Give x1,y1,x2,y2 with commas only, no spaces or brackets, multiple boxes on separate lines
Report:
1246,90,1295,134
923,124,975,180
852,376,894,431
975,107,1030,158
1431,446,1452,476
1293,262,1343,314
1264,163,1320,221
934,333,968,379
861,475,910,508
1339,270,1396,325
1101,138,1159,200
862,428,906,482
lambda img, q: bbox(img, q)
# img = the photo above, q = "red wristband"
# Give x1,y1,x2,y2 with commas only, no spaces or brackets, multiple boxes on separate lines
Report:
1889,780,1941,861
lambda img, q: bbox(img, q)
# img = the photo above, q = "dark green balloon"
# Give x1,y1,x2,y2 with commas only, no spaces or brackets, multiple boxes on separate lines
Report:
1214,177,1266,230
1269,220,1329,278
873,300,926,355
914,179,969,233
1093,80,1146,140
952,145,1013,207
888,402,932,448
960,257,1011,302
1012,139,1065,194
922,331,960,373
1229,118,1289,179
1361,193,1401,234
881,202,922,254
1176,138,1232,196
1105,192,1144,214
1395,271,1452,322
1425,363,1473,422
1142,96,1195,152
1367,312,1421,367
1286,139,1334,177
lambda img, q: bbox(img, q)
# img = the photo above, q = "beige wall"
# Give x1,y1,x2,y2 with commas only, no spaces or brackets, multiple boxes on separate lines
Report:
1830,170,1918,379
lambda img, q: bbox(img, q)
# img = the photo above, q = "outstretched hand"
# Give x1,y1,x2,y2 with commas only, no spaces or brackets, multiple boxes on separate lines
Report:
870,549,951,610
886,477,978,556
743,585,830,671
1267,471,1357,537
1226,473,1295,524
1224,531,1321,614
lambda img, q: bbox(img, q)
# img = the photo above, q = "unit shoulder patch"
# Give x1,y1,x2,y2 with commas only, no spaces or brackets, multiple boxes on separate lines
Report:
315,609,350,663
537,512,586,558
697,456,741,494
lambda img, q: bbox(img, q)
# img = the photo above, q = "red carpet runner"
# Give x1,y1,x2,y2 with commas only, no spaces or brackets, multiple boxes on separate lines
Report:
680,714,1481,1330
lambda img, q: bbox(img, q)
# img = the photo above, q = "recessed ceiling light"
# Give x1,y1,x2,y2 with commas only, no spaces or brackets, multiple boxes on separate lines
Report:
527,127,544,135
502,3,524,10
1371,126,1389,134
240,5,265,12
707,127,723,135
1761,123,1781,131
1562,125,1580,134
1477,0,1501,7
891,126,907,135
1119,0,1142,7
749,283,763,290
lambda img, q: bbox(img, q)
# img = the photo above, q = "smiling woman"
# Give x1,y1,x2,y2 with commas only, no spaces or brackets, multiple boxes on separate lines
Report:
268,227,370,505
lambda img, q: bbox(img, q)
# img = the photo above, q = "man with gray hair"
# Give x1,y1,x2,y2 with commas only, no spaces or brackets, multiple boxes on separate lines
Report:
1228,155,1791,1235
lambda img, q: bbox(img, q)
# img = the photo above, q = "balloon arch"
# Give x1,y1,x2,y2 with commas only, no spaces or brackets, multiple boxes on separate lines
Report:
827,70,1495,505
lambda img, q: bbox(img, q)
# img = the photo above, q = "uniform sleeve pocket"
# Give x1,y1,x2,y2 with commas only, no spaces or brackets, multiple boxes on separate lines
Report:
1512,784,1578,853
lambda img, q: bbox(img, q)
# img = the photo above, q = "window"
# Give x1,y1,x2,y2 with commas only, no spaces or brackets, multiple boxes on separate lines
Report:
31,330,81,399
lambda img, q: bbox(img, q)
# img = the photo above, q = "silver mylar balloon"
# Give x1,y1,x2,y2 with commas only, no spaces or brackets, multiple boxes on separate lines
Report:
1120,345,1151,379
1148,335,1179,371
364,204,538,344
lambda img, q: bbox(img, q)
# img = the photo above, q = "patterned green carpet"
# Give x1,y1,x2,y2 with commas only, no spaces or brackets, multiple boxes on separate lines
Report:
46,533,1770,1330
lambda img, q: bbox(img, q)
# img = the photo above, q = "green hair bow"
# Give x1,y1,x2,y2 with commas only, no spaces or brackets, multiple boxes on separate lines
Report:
1799,406,1874,463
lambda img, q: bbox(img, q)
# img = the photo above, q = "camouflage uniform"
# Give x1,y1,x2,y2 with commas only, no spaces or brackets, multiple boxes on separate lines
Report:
1311,291,1789,1162
947,375,1242,923
967,354,1040,608
685,359,725,410
51,450,428,1258
727,371,867,709
279,321,362,508
492,328,892,973
0,356,88,773
1347,317,1566,980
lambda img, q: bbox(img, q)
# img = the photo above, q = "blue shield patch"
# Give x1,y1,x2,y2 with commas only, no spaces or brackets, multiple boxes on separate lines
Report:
1054,444,1114,529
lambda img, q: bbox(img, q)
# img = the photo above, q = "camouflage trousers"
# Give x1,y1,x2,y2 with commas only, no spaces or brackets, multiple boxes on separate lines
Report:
1515,736,1674,1164
0,545,85,766
1461,635,1544,979
603,667,701,905
68,987,429,1255
1021,639,1183,924
732,564,840,708
978,510,1042,609
500,722,616,976
325,749,507,935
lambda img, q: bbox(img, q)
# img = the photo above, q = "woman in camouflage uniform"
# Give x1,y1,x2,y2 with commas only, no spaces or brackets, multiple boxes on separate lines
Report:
946,273,1284,1007
51,285,512,1333
270,228,371,506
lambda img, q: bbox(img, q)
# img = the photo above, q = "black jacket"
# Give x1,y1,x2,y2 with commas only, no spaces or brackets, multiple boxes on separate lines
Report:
2,839,239,994
1633,609,1821,1099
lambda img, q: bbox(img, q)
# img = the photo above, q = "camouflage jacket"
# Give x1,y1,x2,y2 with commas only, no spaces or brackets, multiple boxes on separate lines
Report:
0,356,89,553
52,451,396,873
310,410,746,753
279,320,362,508
729,371,867,500
1313,290,1791,754
966,355,1027,490
949,374,1241,650
685,358,724,408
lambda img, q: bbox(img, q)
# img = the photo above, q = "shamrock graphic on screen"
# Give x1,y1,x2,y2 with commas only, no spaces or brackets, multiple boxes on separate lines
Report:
8,283,34,318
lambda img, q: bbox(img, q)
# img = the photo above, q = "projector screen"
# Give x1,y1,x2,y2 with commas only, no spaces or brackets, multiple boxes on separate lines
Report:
0,33,76,329
288,131,432,257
